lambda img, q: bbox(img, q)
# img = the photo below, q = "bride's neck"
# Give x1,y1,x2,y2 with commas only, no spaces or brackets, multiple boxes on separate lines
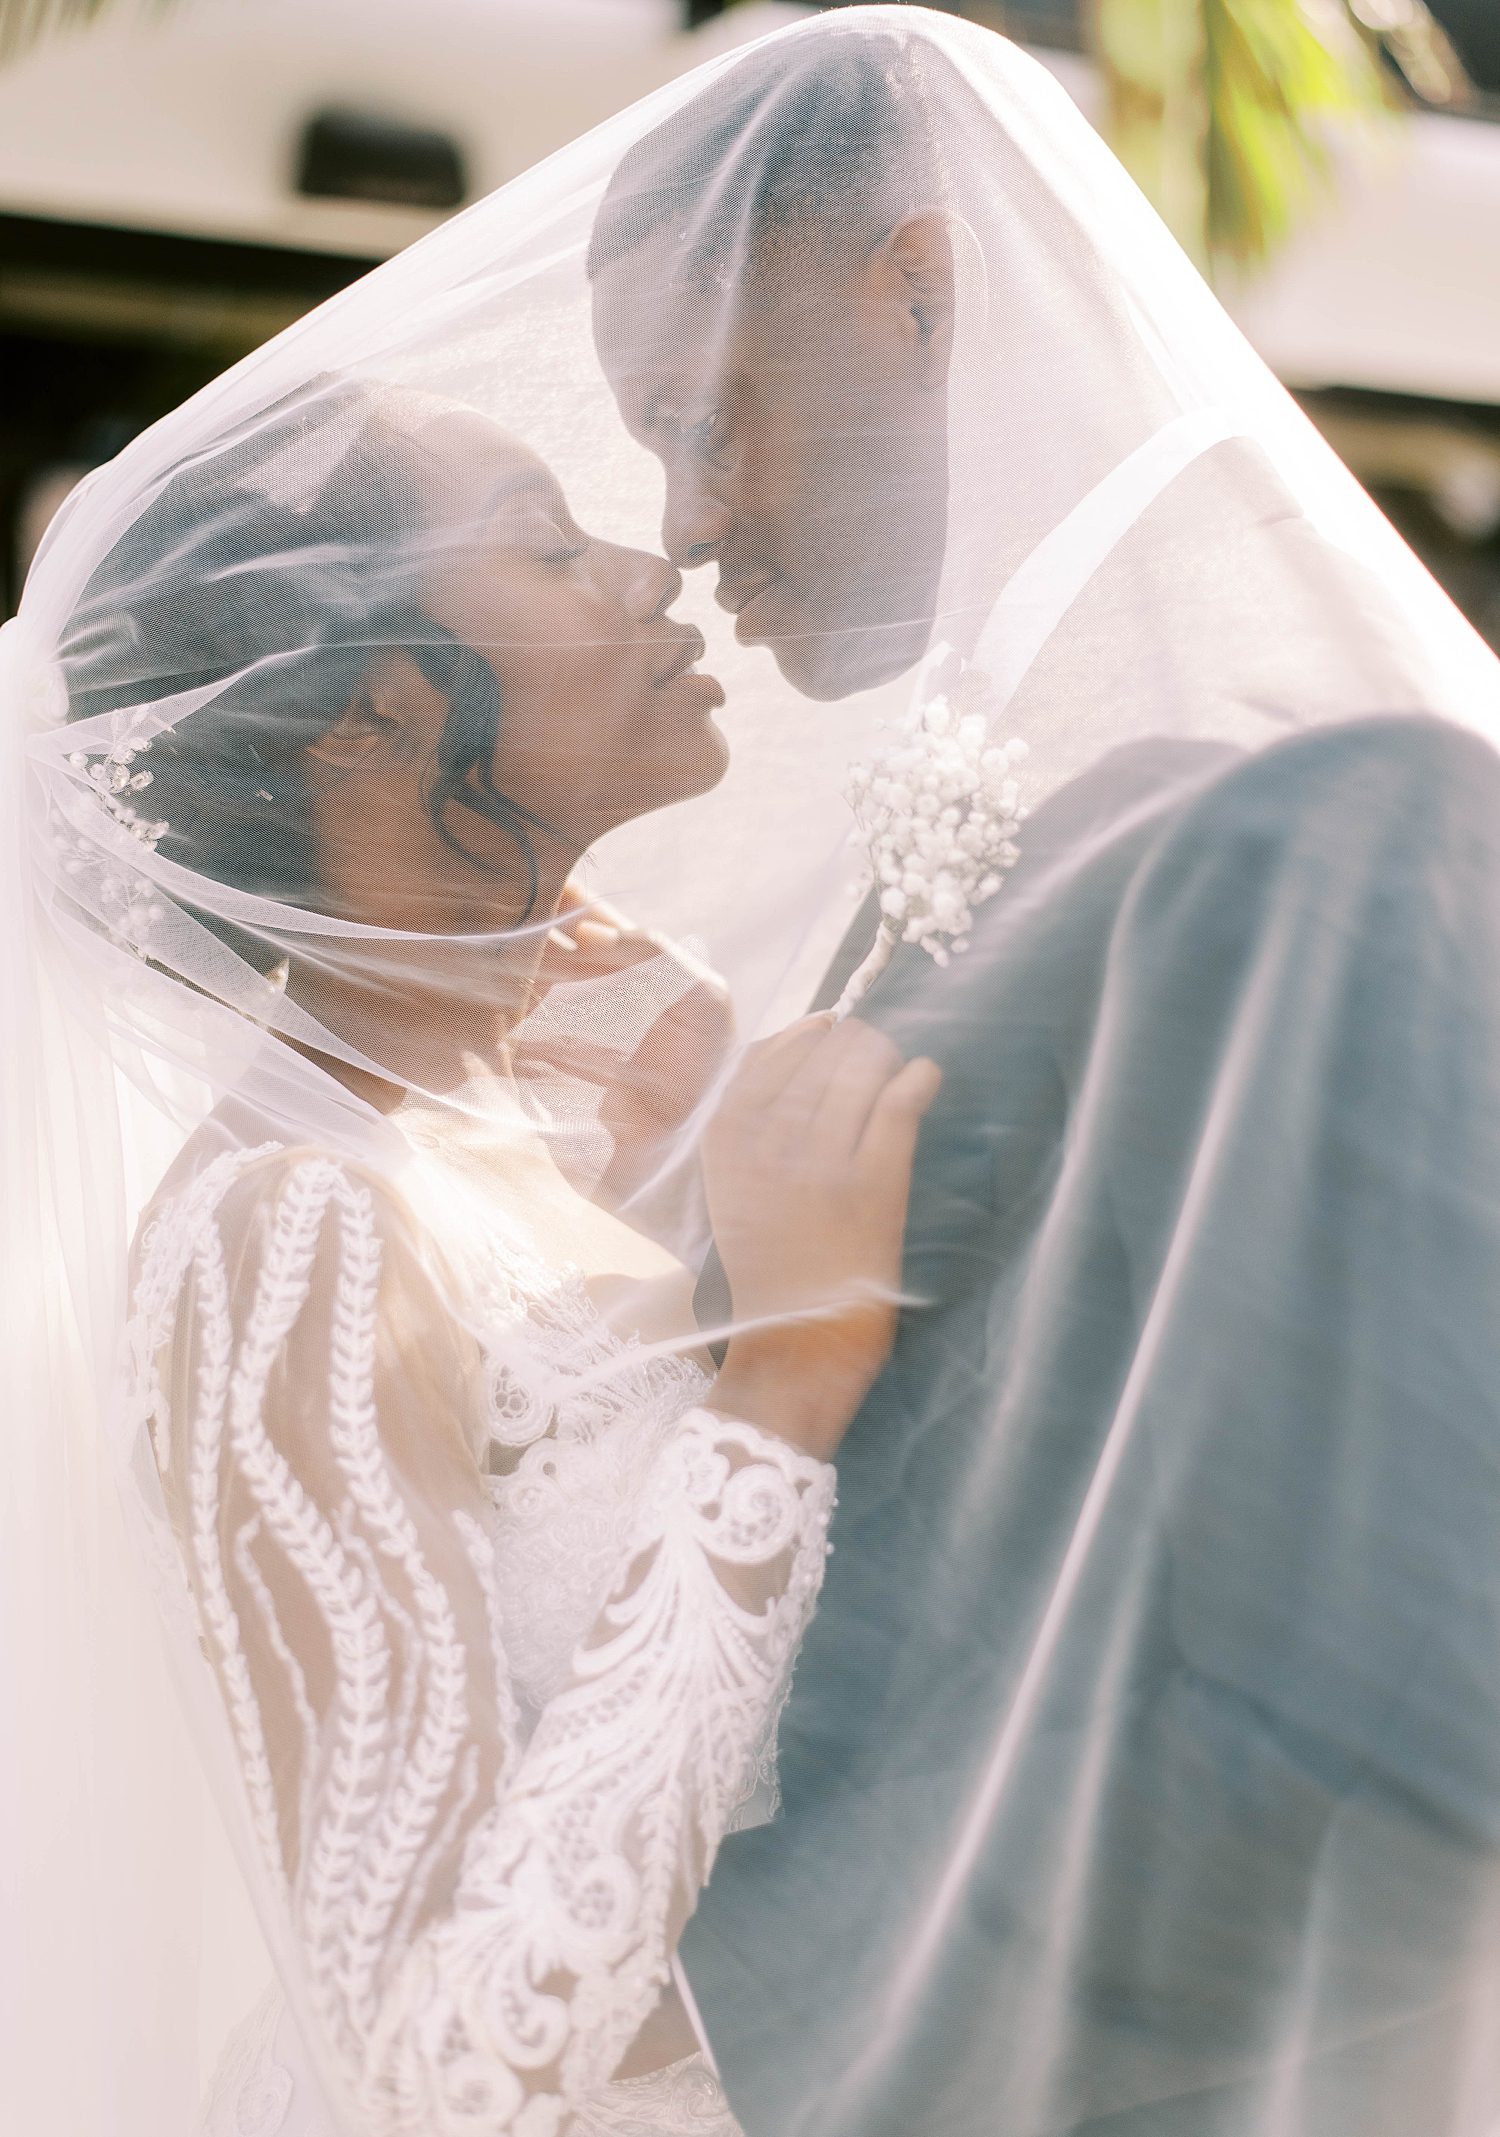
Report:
290,846,578,1113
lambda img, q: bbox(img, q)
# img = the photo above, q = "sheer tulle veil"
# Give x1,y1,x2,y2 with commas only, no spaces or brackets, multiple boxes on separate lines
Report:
6,6,1500,2134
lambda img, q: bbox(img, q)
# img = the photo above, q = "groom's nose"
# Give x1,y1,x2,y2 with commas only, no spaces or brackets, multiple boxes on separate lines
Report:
661,469,733,571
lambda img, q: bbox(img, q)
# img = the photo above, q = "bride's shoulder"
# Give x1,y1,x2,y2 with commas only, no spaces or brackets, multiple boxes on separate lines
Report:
130,1127,489,1491
132,1111,435,1319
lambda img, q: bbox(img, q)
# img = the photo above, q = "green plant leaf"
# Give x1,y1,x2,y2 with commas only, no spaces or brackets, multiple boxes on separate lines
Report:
0,0,175,66
1091,0,1392,274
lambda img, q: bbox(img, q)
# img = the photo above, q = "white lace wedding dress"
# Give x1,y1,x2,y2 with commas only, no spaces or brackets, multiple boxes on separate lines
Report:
120,1097,834,2137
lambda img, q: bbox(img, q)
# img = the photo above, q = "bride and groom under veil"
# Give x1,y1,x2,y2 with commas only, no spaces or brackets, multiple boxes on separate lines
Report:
7,9,1500,2137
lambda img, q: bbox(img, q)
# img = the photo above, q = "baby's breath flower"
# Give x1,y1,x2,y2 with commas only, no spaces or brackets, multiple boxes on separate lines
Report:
836,690,1028,1015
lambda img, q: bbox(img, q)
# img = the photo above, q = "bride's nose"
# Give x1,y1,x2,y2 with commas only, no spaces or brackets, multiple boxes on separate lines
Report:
616,545,683,625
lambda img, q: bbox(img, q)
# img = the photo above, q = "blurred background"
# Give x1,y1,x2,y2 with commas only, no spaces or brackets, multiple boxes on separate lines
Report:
1,0,1497,644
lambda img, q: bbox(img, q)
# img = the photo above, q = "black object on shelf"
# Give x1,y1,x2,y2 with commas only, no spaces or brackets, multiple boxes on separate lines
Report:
296,108,468,211
1426,0,1500,97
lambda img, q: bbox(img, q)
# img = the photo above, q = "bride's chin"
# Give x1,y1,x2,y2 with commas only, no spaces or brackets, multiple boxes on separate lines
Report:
596,731,730,826
653,688,732,797
696,719,732,793
662,732,730,807
661,725,731,807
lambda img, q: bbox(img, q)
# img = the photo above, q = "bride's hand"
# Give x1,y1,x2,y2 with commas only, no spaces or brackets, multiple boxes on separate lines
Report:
517,883,734,1201
703,1015,942,1463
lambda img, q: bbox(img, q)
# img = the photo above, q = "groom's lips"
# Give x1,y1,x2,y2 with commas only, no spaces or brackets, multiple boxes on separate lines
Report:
717,572,779,640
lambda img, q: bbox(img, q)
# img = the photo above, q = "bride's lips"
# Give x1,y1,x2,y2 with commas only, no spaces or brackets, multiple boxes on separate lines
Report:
653,626,725,709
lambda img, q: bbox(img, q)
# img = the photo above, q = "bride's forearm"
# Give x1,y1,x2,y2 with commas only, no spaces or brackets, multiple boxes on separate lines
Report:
707,1313,889,1463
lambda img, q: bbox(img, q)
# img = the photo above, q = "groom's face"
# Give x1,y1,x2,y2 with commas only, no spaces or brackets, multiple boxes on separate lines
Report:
592,214,954,702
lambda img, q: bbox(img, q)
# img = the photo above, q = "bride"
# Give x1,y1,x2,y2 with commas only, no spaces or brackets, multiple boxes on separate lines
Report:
54,377,941,2137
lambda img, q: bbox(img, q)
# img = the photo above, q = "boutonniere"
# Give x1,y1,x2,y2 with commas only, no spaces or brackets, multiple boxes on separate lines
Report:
836,667,1027,1017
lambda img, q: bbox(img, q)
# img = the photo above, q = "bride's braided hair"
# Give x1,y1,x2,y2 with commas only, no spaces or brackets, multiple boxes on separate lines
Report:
62,379,548,964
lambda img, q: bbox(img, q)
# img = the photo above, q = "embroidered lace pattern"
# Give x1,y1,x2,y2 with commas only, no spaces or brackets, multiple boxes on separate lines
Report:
125,1140,833,2137
197,1981,299,2137
572,2055,741,2135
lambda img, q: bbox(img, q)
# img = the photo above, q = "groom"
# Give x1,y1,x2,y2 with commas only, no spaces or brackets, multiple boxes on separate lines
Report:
591,23,1500,2137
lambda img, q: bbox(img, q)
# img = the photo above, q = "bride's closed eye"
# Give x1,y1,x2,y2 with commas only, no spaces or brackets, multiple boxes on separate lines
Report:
494,496,588,565
530,523,589,566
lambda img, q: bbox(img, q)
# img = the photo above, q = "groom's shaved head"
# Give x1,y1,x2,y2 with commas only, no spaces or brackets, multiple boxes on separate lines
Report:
589,27,957,700
587,29,942,288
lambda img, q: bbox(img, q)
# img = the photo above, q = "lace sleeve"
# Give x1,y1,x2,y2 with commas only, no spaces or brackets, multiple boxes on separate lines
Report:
144,1150,833,2137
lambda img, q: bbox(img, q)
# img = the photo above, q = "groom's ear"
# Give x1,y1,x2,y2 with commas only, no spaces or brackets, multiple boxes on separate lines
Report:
872,211,955,392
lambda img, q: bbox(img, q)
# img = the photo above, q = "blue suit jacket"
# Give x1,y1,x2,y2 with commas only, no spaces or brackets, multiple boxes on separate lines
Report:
681,716,1500,2136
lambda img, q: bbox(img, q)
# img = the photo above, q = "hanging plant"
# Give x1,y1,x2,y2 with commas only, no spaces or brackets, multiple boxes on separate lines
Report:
1091,0,1392,272
0,0,174,65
